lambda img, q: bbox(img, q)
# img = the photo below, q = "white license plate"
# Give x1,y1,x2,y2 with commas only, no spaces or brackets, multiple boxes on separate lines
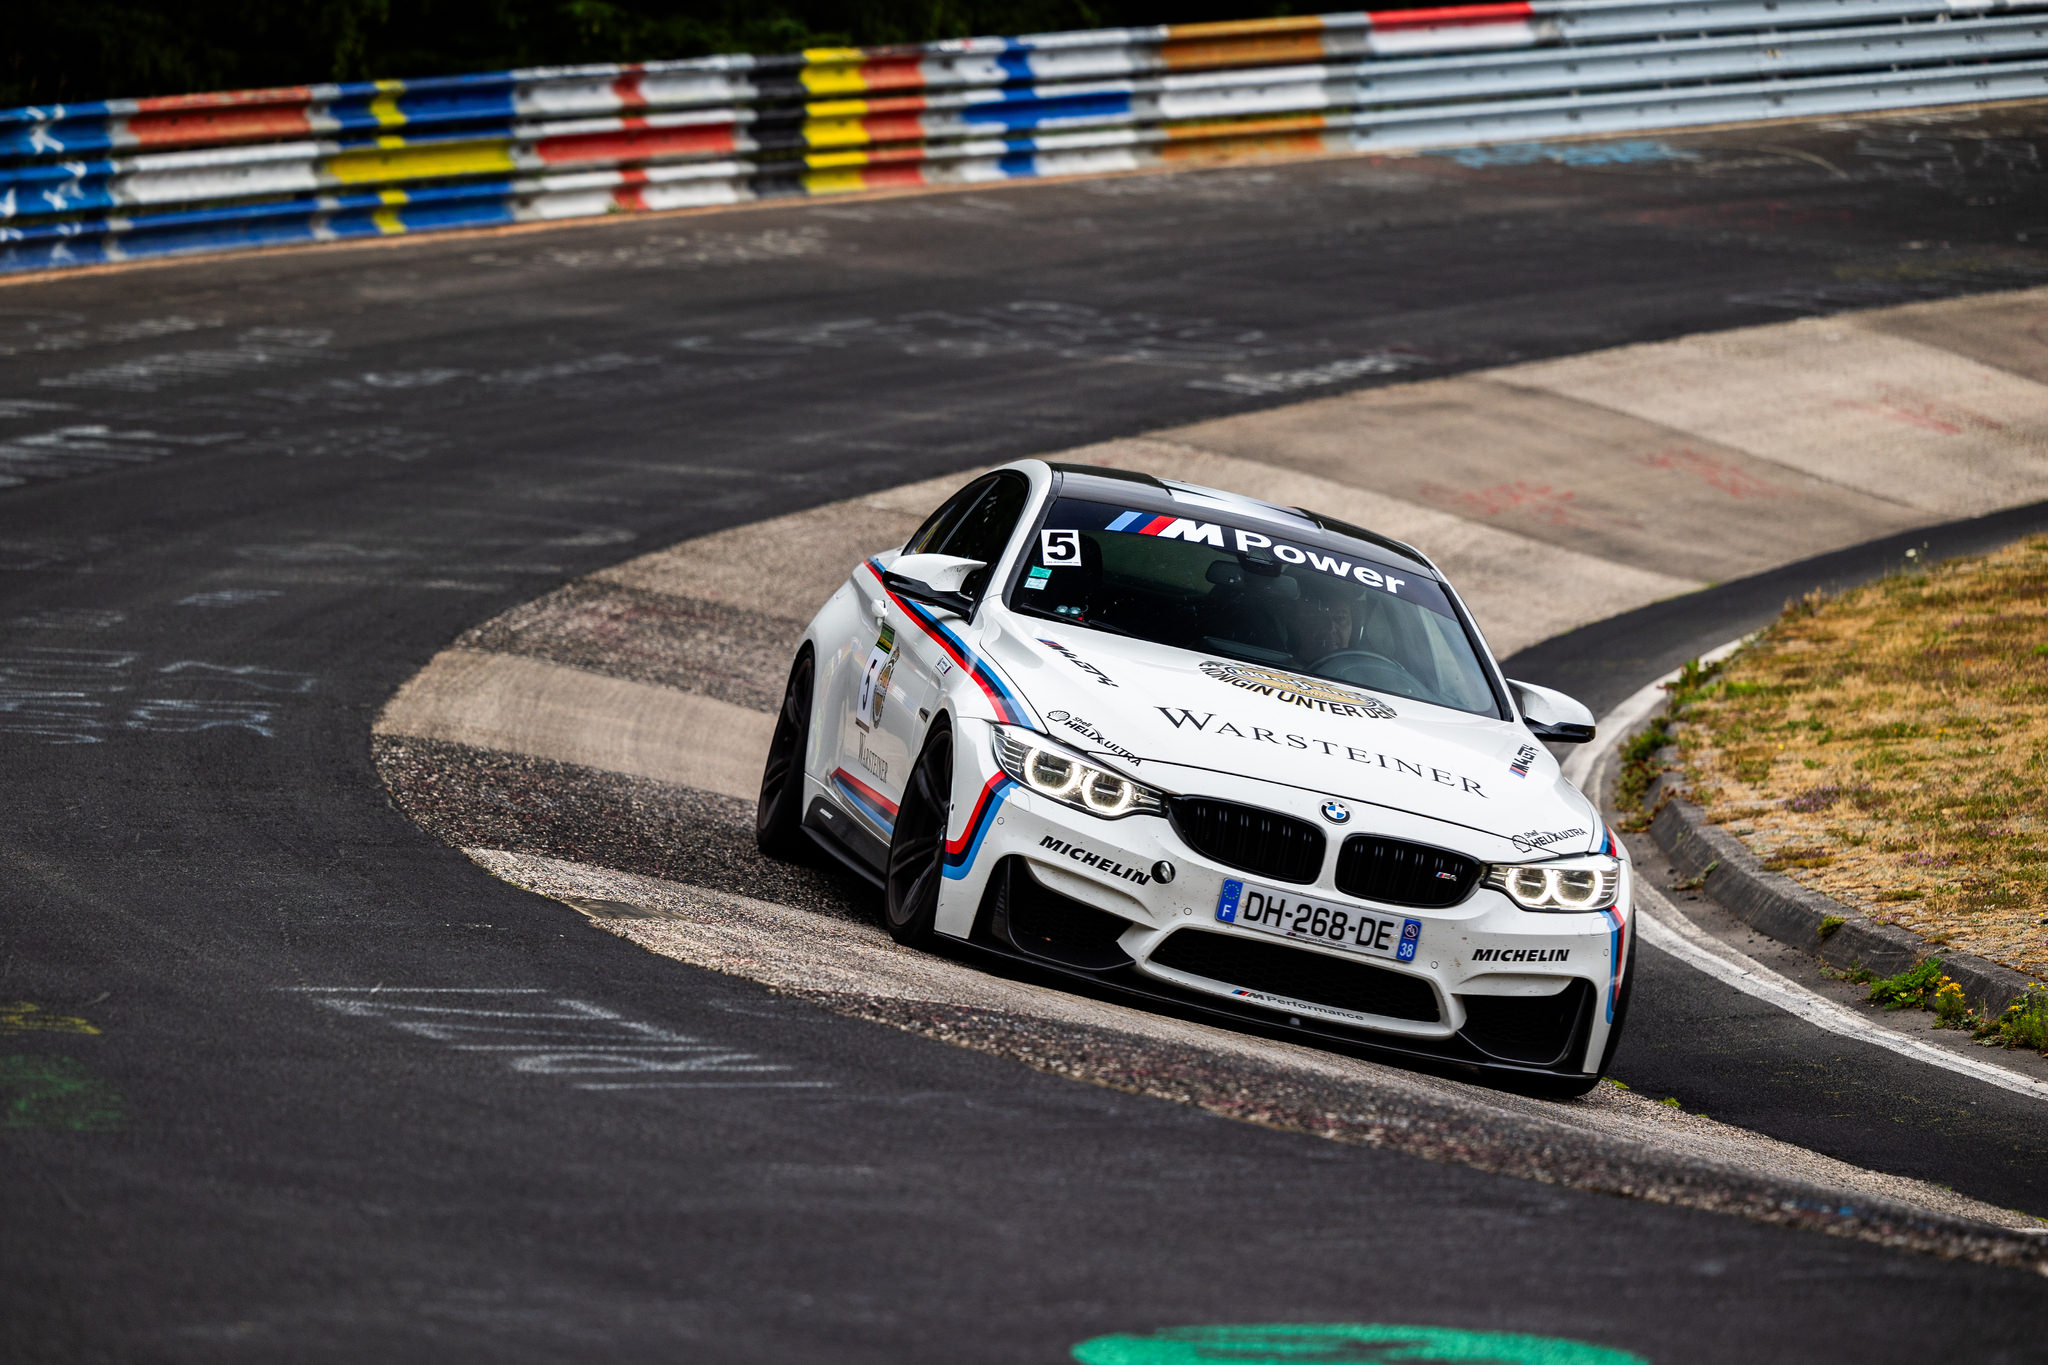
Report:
1215,878,1421,964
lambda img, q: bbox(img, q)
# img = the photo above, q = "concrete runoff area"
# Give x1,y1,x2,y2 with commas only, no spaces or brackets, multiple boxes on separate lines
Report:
14,108,2048,1359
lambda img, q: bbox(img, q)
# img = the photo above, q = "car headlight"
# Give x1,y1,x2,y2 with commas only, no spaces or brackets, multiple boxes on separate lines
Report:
1483,855,1621,912
992,725,1165,820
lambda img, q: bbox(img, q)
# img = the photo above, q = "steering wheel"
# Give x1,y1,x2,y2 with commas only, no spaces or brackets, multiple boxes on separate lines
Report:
1307,649,1420,691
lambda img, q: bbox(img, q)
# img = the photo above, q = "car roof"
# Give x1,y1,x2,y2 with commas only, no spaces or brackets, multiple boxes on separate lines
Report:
1044,462,1437,577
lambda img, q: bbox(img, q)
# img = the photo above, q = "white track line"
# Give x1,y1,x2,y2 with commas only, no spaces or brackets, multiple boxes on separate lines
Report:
1638,880,2048,1106
1566,638,2048,1107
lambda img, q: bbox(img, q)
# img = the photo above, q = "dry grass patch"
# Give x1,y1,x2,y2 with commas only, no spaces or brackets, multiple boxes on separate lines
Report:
1678,535,2048,979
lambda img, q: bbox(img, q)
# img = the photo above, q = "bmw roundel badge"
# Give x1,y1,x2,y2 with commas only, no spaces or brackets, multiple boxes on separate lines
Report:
1320,800,1351,824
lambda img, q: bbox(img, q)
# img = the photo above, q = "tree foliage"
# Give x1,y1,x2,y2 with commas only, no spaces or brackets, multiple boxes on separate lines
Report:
4,0,1445,106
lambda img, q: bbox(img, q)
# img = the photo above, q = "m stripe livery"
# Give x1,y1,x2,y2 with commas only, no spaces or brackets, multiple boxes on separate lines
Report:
863,558,1032,726
941,773,1013,880
831,767,898,833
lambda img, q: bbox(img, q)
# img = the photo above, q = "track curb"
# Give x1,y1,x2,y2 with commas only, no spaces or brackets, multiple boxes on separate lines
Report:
1647,784,2046,1022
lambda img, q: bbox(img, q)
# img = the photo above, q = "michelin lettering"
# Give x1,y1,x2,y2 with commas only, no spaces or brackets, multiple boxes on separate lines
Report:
1470,947,1572,963
1038,834,1150,886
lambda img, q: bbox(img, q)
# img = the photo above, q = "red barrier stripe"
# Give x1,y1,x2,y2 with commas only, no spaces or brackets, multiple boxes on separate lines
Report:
861,163,930,188
533,125,740,164
126,106,314,147
611,73,647,110
860,57,929,92
128,86,315,114
852,94,932,117
860,113,927,143
1369,2,1534,29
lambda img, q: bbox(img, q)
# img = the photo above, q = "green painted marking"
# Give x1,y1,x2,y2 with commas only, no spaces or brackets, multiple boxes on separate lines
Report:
0,1055,128,1131
1071,1323,1649,1365
0,1001,100,1035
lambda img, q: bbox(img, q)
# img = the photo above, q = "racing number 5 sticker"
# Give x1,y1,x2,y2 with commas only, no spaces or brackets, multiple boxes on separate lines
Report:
1041,529,1082,566
856,624,895,730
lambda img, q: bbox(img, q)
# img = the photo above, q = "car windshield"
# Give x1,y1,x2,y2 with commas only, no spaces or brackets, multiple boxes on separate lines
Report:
1007,495,1499,716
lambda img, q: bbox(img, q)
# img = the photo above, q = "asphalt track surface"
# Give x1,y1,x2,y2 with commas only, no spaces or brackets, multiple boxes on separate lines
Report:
6,109,2048,1360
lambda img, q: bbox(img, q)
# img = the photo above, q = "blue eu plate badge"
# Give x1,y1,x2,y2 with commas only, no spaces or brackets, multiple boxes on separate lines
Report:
1397,918,1422,962
1215,879,1244,923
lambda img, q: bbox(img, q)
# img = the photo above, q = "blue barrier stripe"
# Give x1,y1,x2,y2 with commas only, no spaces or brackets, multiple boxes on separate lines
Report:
0,179,522,244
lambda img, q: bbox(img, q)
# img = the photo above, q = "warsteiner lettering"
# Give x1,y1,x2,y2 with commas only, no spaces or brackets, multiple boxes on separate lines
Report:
1152,707,1486,797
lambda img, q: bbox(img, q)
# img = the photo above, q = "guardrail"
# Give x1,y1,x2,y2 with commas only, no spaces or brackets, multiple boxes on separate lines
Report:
6,0,2048,275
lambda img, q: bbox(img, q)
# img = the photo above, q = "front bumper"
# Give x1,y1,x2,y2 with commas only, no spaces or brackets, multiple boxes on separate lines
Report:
934,721,1632,1077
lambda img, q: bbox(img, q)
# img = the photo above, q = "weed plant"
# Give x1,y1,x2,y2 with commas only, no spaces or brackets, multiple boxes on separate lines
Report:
1860,964,2047,1052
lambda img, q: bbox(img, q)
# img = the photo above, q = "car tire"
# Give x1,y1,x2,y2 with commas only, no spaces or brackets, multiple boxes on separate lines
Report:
884,719,952,948
755,648,814,860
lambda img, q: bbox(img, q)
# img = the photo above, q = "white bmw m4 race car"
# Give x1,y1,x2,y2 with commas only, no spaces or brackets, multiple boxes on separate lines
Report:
756,460,1635,1095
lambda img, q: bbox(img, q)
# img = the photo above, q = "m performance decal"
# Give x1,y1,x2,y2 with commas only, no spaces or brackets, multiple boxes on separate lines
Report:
864,558,1031,727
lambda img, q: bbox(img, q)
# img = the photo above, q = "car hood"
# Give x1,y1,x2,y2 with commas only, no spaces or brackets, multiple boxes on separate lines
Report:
986,618,1600,852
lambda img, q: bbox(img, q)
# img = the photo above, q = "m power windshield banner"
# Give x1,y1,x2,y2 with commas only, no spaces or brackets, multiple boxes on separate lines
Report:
1037,498,1459,619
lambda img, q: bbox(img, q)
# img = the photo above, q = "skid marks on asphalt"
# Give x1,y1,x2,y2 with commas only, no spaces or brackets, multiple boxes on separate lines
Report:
284,986,833,1092
451,846,2048,1270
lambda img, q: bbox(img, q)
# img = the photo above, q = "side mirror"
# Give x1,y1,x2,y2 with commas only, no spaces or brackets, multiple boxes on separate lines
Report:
883,553,987,619
1507,679,1596,744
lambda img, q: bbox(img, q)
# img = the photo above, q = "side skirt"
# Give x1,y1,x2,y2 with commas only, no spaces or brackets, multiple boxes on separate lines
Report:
803,795,887,889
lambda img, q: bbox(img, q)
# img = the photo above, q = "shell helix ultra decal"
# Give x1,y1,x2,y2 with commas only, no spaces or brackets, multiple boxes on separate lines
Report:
1069,1324,1649,1365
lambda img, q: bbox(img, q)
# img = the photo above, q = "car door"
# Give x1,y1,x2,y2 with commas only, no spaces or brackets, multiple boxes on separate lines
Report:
853,471,1031,838
834,476,996,836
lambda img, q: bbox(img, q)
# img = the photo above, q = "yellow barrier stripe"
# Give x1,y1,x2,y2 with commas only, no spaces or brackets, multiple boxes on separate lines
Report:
371,206,406,235
803,148,874,169
328,141,518,184
801,168,870,195
368,94,406,128
805,99,871,118
1164,16,1326,39
802,118,875,150
800,65,870,96
1163,112,1332,139
800,47,866,63
377,188,409,204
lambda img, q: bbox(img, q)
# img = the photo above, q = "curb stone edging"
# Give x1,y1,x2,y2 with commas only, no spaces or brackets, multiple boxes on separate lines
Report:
1646,786,2045,1022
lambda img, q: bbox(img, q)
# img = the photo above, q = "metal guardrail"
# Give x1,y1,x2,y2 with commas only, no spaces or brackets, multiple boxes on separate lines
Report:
5,0,2047,275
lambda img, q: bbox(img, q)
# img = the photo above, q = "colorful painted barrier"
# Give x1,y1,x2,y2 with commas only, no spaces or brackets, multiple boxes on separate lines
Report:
6,0,2048,274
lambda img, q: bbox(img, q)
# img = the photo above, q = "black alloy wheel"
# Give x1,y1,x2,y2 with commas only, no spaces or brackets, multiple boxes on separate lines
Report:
755,648,814,859
884,720,953,947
